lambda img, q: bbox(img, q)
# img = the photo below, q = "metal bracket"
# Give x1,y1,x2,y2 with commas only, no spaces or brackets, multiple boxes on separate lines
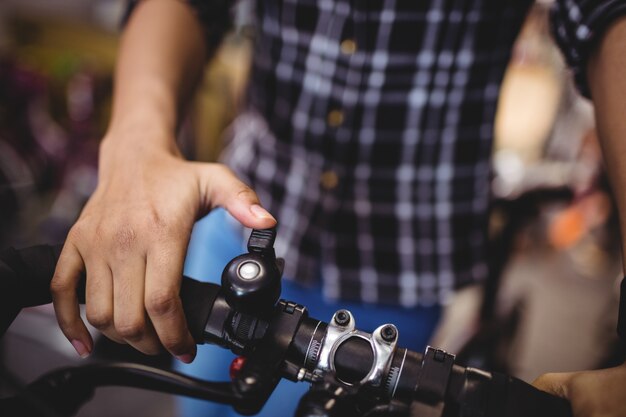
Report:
315,310,398,388
366,323,399,387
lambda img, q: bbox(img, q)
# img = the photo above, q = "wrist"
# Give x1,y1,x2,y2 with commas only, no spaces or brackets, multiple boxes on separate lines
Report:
102,115,178,150
106,108,175,141
99,126,181,174
106,80,180,147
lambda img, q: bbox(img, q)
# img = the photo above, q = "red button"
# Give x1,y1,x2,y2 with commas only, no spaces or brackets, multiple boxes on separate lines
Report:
230,356,247,380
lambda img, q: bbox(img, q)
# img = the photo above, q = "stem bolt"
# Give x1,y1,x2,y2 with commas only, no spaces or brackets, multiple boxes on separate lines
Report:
334,310,350,326
381,325,397,342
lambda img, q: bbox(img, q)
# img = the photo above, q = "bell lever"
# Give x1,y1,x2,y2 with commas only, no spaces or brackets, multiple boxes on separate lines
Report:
247,227,277,259
249,227,284,275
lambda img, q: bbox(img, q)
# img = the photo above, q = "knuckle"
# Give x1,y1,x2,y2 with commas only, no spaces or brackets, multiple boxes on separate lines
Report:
86,309,113,329
113,226,137,252
50,275,69,295
67,223,87,243
94,222,106,243
236,185,255,199
233,184,257,204
146,289,178,317
146,214,181,242
115,318,145,340
162,222,189,243
146,206,165,229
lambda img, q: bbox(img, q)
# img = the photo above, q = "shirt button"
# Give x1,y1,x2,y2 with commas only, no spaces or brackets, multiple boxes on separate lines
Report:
340,39,357,55
320,170,339,190
327,109,344,127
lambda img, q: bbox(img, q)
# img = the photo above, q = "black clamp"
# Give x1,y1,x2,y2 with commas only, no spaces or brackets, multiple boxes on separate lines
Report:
412,347,455,417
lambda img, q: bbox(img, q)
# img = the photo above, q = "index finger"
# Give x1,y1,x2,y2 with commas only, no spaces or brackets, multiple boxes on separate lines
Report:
144,240,196,363
50,242,93,357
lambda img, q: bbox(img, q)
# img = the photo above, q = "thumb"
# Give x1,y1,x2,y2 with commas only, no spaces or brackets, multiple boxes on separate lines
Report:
532,372,574,399
196,163,277,229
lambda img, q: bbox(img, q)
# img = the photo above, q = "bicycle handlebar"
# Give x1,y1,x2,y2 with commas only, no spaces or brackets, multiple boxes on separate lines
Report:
0,241,573,417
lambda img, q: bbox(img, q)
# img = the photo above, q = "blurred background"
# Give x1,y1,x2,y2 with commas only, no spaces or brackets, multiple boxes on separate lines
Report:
0,1,623,416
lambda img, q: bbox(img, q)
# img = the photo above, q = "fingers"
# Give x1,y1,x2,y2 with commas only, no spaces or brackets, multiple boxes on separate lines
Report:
83,227,166,354
145,239,196,363
51,242,93,358
111,255,162,354
196,164,276,229
82,239,184,357
85,260,124,344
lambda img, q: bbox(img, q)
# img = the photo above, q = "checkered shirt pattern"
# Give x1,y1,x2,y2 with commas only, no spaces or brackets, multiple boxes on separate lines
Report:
181,0,623,307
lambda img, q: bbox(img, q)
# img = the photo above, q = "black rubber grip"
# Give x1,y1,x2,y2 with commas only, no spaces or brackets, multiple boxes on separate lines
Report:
0,244,220,344
0,245,69,306
490,373,573,417
0,245,68,336
179,277,220,343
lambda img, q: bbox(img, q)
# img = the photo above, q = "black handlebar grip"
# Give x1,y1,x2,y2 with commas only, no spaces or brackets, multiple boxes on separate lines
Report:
0,244,221,344
489,373,573,417
0,245,69,305
0,244,67,336
179,277,221,343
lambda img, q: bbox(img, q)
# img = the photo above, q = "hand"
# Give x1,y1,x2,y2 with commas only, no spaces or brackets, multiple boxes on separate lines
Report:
50,133,276,362
533,362,626,417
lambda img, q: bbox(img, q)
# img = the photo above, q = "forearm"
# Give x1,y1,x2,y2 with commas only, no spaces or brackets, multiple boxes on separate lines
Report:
107,0,208,148
588,17,626,272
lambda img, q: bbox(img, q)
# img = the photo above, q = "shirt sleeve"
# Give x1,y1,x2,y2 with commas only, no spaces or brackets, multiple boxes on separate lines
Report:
123,0,234,52
551,0,626,98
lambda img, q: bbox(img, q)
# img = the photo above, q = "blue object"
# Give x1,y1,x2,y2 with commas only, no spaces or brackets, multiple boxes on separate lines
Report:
176,209,441,416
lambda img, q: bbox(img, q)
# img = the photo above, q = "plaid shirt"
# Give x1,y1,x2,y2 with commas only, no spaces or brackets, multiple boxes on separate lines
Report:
183,0,624,307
